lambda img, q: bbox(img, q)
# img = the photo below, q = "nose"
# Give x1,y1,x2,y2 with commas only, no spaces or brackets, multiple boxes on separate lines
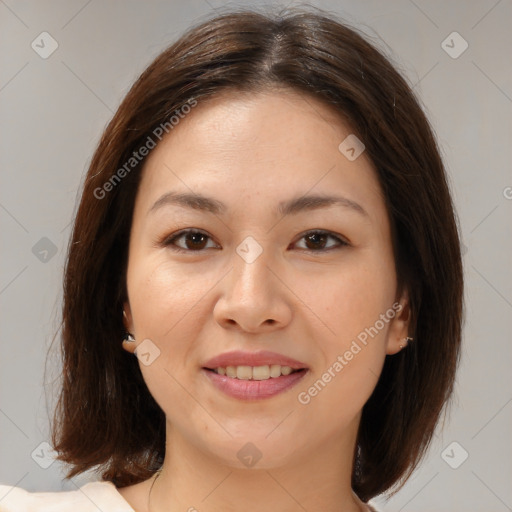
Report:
213,243,293,333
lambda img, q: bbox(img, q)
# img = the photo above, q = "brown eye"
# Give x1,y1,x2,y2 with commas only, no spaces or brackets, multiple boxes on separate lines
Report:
304,232,328,250
294,230,348,252
163,229,347,254
164,230,217,252
183,232,209,250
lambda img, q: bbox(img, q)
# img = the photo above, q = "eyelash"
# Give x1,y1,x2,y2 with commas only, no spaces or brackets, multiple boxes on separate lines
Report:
161,229,349,254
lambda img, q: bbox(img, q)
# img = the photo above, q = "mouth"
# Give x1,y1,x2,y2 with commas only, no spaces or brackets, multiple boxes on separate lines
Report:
203,365,306,380
201,350,309,400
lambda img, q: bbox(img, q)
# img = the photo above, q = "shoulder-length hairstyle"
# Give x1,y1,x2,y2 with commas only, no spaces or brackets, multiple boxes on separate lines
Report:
51,6,463,502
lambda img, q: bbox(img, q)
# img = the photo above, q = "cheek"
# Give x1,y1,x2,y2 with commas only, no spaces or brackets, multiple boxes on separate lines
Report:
293,251,396,421
296,349,384,438
128,256,209,337
127,258,214,403
302,256,396,348
128,259,213,429
294,267,395,416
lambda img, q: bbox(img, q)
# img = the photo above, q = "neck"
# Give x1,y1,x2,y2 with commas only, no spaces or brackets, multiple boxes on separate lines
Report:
149,418,367,512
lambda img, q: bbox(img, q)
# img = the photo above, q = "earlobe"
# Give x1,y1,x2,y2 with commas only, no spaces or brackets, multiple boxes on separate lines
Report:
122,332,137,354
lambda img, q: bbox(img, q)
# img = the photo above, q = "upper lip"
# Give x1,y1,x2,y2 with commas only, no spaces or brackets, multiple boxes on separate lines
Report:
202,350,308,370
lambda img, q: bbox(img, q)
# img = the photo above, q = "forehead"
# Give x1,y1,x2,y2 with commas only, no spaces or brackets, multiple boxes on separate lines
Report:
134,89,385,220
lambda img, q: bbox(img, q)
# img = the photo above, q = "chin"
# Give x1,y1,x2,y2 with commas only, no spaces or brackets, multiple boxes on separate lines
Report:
189,425,312,471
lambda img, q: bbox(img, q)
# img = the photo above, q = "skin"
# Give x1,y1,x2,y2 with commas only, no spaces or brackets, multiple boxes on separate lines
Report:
119,88,410,512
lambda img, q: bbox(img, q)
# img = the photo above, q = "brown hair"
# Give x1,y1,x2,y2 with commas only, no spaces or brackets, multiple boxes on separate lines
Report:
50,6,463,502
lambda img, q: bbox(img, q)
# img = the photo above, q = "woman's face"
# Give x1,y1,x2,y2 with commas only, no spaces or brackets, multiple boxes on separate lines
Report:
123,89,410,468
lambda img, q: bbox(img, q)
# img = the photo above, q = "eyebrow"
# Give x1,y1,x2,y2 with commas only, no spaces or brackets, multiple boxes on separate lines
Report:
147,191,368,217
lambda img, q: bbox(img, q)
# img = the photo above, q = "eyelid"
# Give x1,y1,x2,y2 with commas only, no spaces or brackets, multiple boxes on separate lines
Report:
293,229,349,250
161,228,219,251
161,228,349,253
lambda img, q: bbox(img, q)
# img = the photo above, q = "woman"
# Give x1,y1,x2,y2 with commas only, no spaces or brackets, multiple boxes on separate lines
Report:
0,6,463,512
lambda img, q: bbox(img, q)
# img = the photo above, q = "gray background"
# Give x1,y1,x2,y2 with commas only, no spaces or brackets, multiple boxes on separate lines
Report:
1,1,511,511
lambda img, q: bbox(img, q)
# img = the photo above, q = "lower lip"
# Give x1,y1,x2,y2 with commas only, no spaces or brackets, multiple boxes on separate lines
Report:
202,368,308,400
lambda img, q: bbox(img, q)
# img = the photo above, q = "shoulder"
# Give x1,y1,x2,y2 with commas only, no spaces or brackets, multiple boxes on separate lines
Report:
364,500,381,512
367,501,382,512
0,481,135,512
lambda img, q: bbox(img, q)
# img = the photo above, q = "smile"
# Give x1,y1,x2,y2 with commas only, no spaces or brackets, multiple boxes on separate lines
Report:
202,366,308,400
201,350,309,400
210,364,299,380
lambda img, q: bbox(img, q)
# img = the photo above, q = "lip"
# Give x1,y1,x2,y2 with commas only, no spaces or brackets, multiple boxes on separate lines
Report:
201,350,309,401
202,350,308,370
202,368,308,400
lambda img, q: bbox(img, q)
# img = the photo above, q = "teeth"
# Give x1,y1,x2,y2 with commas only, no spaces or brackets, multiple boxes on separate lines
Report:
269,364,281,378
252,365,270,380
212,365,298,380
236,366,252,380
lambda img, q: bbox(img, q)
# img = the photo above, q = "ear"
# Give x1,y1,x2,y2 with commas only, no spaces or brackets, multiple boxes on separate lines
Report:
122,301,133,331
122,301,137,354
385,289,412,356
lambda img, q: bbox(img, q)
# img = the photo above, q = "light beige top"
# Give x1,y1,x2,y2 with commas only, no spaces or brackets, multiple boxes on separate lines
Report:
0,481,380,511
0,481,135,512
